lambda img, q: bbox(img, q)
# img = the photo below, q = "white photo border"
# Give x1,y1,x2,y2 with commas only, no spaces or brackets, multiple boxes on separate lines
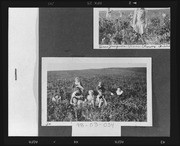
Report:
93,8,170,49
41,57,152,127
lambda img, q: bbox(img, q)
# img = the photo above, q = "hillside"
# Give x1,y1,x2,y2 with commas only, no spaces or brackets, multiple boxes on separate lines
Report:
48,67,146,81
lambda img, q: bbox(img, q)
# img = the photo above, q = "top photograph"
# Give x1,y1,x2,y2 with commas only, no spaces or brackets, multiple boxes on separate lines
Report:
93,8,170,49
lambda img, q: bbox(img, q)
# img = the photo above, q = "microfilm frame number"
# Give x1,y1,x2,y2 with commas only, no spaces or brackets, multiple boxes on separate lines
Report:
77,123,84,127
90,123,93,127
87,1,92,6
114,140,124,144
129,1,137,5
87,1,102,6
28,140,38,144
94,122,98,127
46,122,51,126
48,1,55,6
94,1,103,6
74,141,78,144
160,140,166,144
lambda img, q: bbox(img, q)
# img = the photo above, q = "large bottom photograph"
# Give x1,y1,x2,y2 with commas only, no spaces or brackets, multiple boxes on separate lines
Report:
41,57,152,126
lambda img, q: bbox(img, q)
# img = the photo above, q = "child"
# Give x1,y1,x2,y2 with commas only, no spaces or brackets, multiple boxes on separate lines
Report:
52,94,61,103
72,77,84,93
51,89,61,103
96,82,105,95
96,82,107,108
116,87,123,96
110,87,123,98
70,88,84,107
85,90,95,108
70,87,85,121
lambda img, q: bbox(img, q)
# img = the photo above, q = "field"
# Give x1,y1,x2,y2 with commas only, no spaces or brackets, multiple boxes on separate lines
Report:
47,67,147,122
99,8,170,45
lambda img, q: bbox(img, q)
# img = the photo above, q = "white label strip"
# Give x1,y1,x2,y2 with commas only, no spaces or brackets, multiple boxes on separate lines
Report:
8,8,38,136
72,122,121,137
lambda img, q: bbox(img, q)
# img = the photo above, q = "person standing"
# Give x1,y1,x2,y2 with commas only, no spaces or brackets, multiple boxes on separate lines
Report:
132,8,147,44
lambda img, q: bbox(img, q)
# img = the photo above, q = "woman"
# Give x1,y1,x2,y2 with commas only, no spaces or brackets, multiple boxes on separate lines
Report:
106,8,112,20
132,8,147,44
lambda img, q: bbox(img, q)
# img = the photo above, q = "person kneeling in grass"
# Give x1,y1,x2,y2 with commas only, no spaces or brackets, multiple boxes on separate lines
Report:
70,88,84,108
52,94,61,103
71,76,85,107
70,88,85,120
110,87,123,97
85,90,95,108
96,82,107,108
116,87,123,96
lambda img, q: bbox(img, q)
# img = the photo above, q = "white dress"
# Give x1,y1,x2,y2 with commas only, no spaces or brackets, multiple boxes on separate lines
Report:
116,90,123,96
133,8,146,35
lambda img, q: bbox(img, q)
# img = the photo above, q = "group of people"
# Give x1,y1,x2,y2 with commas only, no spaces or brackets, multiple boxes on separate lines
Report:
51,77,124,109
69,77,123,108
70,78,107,108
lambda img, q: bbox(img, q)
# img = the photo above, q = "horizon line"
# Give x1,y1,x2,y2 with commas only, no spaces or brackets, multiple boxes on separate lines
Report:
48,67,146,72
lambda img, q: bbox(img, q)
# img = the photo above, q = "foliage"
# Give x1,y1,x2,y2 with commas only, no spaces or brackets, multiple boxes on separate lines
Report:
99,11,170,45
47,68,147,122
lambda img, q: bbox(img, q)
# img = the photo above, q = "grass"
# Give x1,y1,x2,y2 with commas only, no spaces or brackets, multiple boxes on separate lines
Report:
99,9,170,45
47,68,147,122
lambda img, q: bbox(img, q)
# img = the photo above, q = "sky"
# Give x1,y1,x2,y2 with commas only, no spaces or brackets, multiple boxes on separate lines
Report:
42,57,150,71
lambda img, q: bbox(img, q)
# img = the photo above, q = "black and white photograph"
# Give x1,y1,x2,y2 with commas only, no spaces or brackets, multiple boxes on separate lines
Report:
3,0,179,142
94,8,170,49
6,1,174,139
42,58,152,126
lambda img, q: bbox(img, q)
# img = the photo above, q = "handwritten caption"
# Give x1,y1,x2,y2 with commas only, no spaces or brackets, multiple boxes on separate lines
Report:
99,44,170,49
